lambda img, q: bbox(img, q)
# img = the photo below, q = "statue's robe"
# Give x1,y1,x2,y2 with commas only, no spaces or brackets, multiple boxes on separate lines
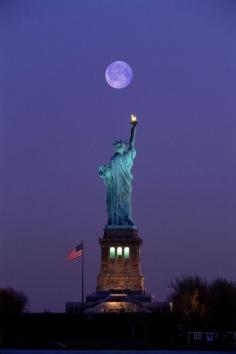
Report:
100,146,136,226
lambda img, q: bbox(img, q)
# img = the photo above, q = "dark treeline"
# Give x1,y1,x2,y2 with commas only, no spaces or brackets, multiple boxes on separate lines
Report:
0,275,236,349
2,312,176,349
169,275,236,330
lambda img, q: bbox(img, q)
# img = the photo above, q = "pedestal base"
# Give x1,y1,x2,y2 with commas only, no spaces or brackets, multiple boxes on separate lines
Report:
85,290,153,313
96,228,144,292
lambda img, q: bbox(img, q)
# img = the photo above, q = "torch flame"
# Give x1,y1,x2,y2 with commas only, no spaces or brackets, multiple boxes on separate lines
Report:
131,114,137,123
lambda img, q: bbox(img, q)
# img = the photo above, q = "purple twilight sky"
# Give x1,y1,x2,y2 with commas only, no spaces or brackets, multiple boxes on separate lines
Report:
0,0,236,312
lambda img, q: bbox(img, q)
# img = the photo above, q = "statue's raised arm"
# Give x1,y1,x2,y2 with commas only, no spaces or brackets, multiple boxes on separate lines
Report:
129,118,138,149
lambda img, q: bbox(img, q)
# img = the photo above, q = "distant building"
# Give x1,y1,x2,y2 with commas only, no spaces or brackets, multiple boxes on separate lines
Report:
66,295,170,314
187,331,236,345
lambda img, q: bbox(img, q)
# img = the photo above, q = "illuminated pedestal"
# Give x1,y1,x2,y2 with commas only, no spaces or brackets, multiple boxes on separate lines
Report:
96,227,144,292
66,227,169,313
81,227,156,313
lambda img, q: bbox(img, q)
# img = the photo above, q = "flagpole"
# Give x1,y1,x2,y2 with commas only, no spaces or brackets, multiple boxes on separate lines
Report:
81,240,84,312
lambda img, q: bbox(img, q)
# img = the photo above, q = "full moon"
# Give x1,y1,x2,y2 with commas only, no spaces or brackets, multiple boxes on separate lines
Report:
105,61,133,89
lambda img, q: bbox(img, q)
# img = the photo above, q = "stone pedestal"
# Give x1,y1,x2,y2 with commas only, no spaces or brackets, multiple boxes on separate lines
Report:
96,227,144,292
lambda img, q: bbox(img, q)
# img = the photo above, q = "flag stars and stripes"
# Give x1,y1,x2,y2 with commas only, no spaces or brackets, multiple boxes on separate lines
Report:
67,242,83,261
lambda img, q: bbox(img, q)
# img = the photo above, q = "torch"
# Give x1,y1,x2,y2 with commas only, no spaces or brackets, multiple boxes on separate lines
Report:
130,114,138,125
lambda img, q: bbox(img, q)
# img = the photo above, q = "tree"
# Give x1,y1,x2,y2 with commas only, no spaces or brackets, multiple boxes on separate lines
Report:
168,275,208,323
0,287,28,346
0,287,28,317
168,275,236,329
208,278,236,329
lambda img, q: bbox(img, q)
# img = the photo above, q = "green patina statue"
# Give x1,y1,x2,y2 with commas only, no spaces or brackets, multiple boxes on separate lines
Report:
98,117,138,228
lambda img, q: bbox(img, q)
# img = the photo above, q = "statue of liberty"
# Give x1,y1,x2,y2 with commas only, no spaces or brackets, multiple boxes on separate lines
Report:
98,116,138,227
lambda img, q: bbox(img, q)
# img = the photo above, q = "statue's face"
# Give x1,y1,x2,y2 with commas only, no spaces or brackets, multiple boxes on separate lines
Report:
115,143,125,154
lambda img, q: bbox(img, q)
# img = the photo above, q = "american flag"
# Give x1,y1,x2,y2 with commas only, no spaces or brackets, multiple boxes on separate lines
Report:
67,242,83,261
